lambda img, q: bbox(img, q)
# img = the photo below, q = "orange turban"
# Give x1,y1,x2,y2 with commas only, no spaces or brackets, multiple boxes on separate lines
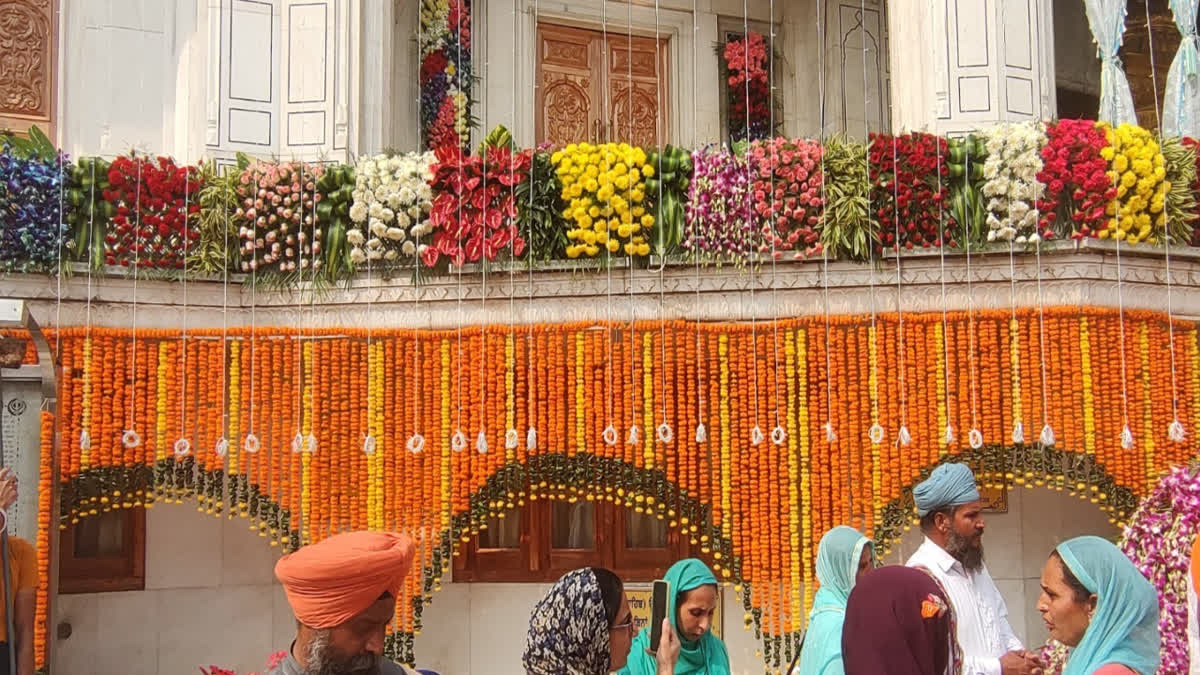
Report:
275,531,415,629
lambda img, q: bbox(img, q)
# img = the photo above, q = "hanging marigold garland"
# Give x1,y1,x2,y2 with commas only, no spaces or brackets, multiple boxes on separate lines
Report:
24,307,1200,668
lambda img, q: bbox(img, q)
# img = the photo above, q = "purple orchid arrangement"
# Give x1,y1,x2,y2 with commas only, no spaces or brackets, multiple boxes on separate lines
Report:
683,146,757,265
1119,464,1200,674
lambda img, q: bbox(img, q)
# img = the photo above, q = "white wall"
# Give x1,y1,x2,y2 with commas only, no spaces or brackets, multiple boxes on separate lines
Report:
50,484,1117,674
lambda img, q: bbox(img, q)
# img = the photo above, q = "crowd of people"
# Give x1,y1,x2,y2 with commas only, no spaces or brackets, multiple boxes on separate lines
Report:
249,462,1164,675
0,460,1166,674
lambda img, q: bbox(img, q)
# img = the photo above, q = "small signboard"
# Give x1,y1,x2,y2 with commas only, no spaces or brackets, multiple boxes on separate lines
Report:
625,584,723,640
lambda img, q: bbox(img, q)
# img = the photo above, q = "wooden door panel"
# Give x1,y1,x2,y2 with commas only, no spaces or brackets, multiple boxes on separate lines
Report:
536,23,669,148
605,34,668,147
537,24,599,147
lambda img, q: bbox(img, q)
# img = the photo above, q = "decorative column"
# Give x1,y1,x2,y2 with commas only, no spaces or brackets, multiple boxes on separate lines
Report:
888,0,1056,134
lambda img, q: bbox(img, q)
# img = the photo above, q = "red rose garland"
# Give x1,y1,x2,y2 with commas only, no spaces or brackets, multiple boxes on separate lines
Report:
868,132,952,251
104,155,202,268
1035,119,1113,240
424,143,530,267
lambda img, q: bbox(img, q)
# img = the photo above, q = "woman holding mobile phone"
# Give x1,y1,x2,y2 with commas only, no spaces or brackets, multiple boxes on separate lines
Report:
620,558,731,675
523,567,680,675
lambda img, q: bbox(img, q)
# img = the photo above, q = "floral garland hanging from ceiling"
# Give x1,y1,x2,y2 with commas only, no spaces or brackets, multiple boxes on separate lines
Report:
419,0,474,151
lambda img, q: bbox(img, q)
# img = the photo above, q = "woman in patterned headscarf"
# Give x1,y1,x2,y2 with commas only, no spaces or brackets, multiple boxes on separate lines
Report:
523,568,681,675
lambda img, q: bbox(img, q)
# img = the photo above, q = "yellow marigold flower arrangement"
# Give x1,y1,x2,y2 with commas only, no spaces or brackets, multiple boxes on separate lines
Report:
1098,123,1168,244
550,142,654,258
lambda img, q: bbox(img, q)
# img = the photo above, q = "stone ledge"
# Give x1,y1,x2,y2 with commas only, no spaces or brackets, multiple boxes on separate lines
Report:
2,240,1197,329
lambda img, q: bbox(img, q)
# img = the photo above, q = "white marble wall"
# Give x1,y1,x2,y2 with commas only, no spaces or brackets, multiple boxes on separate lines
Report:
49,483,1118,674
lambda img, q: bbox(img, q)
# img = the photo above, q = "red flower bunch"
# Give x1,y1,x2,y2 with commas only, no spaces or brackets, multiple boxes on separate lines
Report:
868,132,953,251
1181,137,1200,245
234,160,325,275
425,143,530,267
1036,119,1113,240
427,99,460,153
421,50,448,83
103,154,202,269
449,0,471,51
724,31,770,141
748,137,824,259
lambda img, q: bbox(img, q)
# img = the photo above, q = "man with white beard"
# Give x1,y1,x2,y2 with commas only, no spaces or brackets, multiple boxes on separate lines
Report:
269,531,424,675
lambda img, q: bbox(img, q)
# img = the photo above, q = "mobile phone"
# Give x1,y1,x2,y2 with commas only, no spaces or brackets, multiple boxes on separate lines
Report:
649,579,670,652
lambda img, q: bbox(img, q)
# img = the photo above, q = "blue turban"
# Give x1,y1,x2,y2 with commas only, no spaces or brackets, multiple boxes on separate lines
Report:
912,463,981,516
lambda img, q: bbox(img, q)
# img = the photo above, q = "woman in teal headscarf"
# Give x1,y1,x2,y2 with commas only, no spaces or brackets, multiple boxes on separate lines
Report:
1036,536,1160,675
620,558,731,675
795,526,874,675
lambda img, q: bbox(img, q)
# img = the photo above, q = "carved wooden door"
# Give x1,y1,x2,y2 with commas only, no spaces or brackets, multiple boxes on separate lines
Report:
0,0,57,138
536,23,668,148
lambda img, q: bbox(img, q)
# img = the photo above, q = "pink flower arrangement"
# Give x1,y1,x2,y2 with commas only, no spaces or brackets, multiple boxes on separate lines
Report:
424,143,530,267
1119,464,1200,674
748,137,824,259
234,160,325,275
723,31,770,141
1036,119,1113,240
199,650,287,675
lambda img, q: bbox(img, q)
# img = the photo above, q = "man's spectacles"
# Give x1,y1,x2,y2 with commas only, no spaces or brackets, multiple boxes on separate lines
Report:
611,618,634,634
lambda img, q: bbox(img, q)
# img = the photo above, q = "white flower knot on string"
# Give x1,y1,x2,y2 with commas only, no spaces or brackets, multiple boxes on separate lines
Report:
943,424,956,444
1012,422,1026,444
349,152,436,267
291,432,304,454
695,423,708,443
897,425,912,447
1039,424,1056,447
121,429,142,449
1169,419,1186,443
603,424,619,446
406,433,426,454
968,428,984,449
656,423,674,444
750,426,765,446
451,429,467,452
824,422,837,443
243,433,260,454
627,425,641,446
304,434,318,454
173,438,191,457
867,423,885,445
215,436,230,458
475,430,489,454
362,434,377,456
79,430,91,451
1121,425,1135,450
505,428,519,450
526,427,538,450
771,425,787,445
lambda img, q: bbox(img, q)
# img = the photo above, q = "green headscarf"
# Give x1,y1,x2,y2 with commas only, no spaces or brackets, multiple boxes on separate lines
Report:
796,526,872,675
619,559,731,675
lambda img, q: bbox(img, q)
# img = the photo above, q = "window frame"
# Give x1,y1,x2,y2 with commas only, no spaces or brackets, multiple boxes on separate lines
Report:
453,497,691,583
58,507,146,594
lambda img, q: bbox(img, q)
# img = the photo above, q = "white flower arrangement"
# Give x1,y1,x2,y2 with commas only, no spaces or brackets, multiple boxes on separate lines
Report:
348,152,436,267
982,122,1046,244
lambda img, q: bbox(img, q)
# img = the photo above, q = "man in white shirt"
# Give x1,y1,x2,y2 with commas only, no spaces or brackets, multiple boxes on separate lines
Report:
906,463,1042,675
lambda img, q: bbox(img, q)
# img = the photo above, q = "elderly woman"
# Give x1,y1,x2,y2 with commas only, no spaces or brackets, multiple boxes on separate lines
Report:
841,566,960,675
523,567,679,675
796,526,874,675
1037,536,1160,675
